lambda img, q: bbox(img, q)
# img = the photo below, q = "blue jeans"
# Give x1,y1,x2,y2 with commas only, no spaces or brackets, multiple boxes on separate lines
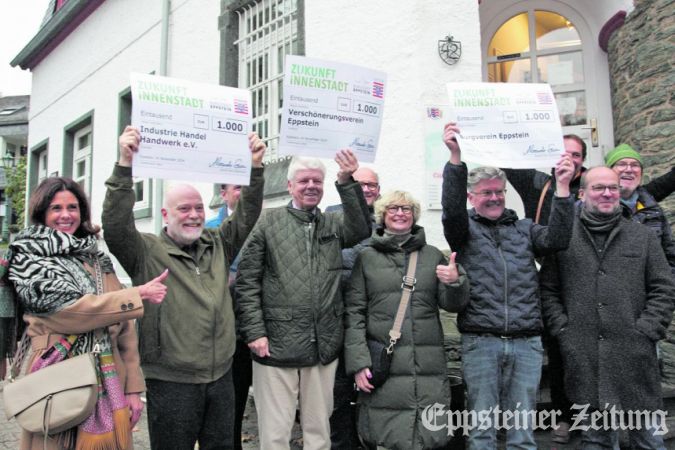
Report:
461,334,543,450
581,414,666,450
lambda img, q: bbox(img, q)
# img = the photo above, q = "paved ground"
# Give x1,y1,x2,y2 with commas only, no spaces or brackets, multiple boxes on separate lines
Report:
0,385,583,450
1,385,674,449
0,387,300,450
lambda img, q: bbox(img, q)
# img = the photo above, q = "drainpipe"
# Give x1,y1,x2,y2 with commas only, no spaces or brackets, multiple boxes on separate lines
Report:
155,0,170,234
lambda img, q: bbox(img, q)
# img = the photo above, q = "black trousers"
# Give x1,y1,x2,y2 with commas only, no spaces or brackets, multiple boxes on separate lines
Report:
545,334,573,423
146,369,235,450
330,353,361,449
232,339,253,450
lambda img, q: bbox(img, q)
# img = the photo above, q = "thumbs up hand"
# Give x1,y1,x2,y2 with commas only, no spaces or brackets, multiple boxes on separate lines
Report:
436,252,459,284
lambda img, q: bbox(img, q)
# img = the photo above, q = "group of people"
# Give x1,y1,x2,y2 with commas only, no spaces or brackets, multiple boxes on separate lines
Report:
443,122,675,450
0,121,673,450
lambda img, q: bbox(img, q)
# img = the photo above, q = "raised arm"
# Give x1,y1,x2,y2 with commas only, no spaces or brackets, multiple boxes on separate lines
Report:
441,122,470,250
219,132,266,263
643,166,675,202
502,168,540,205
335,149,370,248
531,154,575,256
102,126,148,277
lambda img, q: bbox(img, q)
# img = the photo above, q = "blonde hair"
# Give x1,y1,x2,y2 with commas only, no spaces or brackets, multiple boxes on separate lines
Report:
374,190,421,225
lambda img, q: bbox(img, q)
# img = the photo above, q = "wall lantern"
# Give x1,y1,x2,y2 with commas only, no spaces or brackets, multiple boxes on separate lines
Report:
438,35,462,65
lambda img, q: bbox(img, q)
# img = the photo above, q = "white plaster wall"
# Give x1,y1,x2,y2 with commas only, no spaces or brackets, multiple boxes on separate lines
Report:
27,0,221,236
305,0,482,249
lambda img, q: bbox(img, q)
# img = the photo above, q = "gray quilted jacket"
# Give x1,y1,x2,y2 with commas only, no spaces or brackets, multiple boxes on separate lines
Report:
442,162,574,335
236,180,371,367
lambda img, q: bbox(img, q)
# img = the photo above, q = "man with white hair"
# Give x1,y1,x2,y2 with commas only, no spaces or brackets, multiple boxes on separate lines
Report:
103,126,265,450
236,151,371,450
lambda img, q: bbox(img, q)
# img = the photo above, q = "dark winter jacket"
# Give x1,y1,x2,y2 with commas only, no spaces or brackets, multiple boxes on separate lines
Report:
324,203,376,287
102,165,264,383
502,167,586,225
622,186,675,276
540,216,675,411
236,180,370,367
442,162,574,336
644,166,675,202
344,225,469,450
504,165,674,225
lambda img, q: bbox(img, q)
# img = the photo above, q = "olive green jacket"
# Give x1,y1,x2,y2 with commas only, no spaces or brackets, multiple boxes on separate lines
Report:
345,226,469,449
102,164,264,383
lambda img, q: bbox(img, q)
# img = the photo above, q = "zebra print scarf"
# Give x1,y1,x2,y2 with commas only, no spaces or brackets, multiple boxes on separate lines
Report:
7,225,115,316
8,226,132,448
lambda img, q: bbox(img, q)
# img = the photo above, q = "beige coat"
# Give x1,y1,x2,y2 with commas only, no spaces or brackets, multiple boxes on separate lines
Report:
19,267,144,450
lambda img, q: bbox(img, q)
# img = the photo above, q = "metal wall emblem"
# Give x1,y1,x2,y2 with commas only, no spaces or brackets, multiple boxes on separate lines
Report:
438,35,462,65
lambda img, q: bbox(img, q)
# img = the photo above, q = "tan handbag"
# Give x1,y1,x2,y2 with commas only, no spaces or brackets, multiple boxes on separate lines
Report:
2,257,105,437
3,351,98,434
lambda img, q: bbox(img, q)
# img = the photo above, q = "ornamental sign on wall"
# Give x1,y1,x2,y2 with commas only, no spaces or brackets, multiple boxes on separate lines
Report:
438,35,462,65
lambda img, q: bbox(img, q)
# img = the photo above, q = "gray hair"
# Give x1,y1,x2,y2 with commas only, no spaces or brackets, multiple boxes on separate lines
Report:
374,190,421,226
467,166,506,191
287,156,326,181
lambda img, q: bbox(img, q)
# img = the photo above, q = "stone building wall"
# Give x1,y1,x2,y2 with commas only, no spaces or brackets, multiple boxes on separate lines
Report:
608,0,674,223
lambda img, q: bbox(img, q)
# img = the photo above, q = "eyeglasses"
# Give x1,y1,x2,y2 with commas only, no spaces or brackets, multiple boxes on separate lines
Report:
471,189,507,198
359,182,379,191
614,161,641,170
589,184,620,194
385,205,413,215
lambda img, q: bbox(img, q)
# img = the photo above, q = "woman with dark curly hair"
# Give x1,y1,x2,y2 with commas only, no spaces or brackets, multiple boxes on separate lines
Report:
7,177,168,450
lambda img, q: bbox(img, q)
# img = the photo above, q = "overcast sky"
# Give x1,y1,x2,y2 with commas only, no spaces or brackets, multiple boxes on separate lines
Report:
0,1,50,96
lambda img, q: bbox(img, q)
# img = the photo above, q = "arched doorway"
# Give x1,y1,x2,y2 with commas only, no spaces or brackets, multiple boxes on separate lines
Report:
481,1,615,167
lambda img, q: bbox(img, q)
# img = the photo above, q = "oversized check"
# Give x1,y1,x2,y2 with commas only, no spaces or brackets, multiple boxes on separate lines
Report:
131,73,252,184
446,82,564,168
278,55,386,162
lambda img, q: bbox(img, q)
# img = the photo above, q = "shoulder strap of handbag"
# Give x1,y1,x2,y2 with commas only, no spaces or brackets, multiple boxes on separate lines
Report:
534,179,552,225
7,330,29,381
386,250,419,354
93,257,104,296
7,257,106,380
91,257,104,352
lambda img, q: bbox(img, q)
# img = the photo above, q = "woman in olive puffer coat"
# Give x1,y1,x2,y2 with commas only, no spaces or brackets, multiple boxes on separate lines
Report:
344,190,469,450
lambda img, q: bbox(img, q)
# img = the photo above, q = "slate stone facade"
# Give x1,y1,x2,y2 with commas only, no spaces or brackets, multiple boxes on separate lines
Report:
608,0,674,223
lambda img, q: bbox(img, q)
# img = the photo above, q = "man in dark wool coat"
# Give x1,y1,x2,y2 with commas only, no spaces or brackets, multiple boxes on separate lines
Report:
540,166,675,449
